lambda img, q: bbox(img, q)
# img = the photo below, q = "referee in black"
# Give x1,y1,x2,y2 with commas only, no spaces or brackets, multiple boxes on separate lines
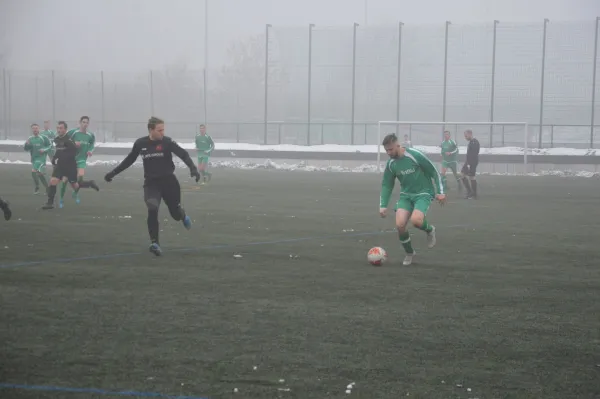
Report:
461,129,480,199
0,197,12,220
104,116,201,256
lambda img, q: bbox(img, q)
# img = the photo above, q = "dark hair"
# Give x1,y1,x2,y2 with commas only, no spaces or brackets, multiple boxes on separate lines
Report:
58,121,67,129
199,124,205,128
382,133,398,146
147,116,164,131
31,123,39,128
79,116,89,123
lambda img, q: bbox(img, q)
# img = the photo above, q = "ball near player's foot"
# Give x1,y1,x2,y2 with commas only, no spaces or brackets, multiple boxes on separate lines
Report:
368,247,387,266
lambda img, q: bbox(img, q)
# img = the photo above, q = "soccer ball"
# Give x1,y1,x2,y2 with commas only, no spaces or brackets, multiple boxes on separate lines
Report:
367,247,387,266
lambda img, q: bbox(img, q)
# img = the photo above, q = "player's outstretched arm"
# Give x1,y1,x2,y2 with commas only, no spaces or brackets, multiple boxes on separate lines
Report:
169,139,200,179
105,141,141,180
379,162,395,216
410,148,445,196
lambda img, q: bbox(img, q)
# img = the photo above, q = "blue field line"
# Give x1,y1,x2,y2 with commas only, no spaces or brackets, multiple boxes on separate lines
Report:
0,383,208,399
0,224,473,270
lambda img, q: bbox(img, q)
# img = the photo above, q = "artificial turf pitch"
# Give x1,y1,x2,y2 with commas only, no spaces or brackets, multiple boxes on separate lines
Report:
0,165,599,399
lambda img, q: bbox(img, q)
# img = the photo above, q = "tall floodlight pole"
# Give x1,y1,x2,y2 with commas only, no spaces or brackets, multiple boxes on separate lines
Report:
591,17,599,147
396,22,404,136
51,70,56,125
489,20,499,147
351,22,359,145
364,0,368,25
538,18,549,148
1,69,6,139
204,0,209,124
263,24,271,144
149,70,155,115
101,71,106,142
442,21,451,126
307,23,314,144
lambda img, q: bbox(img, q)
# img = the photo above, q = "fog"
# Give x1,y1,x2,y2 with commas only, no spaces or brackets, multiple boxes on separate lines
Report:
1,0,600,146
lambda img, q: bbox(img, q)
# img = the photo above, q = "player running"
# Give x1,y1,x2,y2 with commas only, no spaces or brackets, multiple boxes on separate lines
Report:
60,116,97,205
440,130,461,192
41,120,57,158
461,129,480,199
0,197,12,220
24,123,53,194
379,134,446,266
42,121,99,210
104,116,201,256
195,124,214,184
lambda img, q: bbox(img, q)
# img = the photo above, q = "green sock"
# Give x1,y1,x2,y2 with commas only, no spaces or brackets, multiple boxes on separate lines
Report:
38,174,48,189
418,218,433,233
31,172,40,189
60,181,68,199
398,231,414,254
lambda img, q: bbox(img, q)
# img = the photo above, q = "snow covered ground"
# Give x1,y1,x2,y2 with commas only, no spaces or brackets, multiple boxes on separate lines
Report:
0,140,598,156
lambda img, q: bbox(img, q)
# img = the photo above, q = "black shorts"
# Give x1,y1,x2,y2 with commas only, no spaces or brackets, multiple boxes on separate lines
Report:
461,162,478,177
52,163,78,184
143,174,181,211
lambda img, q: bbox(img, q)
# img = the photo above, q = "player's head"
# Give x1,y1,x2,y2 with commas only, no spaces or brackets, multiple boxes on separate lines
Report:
31,123,40,135
57,121,68,136
443,130,451,141
199,124,206,135
464,129,473,140
79,116,90,131
382,133,403,158
43,120,51,130
148,116,165,140
404,134,409,141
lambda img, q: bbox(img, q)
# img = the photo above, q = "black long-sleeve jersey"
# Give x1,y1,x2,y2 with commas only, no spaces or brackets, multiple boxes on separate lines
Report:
52,134,78,165
109,136,197,180
466,137,480,165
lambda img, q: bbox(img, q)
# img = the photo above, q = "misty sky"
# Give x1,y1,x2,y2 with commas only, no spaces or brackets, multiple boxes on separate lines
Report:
1,0,599,70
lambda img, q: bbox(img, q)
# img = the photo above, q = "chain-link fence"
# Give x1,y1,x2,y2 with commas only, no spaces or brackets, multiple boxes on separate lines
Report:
1,20,599,147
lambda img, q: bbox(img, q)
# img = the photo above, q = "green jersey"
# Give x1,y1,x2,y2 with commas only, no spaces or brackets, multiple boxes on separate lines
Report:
67,128,96,160
379,147,444,208
41,129,56,141
24,134,52,162
195,134,215,153
441,139,458,162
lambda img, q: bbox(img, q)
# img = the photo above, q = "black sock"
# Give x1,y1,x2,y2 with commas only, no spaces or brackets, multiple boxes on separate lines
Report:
47,185,57,204
0,197,7,209
38,174,48,189
147,209,160,244
471,180,478,196
462,177,472,194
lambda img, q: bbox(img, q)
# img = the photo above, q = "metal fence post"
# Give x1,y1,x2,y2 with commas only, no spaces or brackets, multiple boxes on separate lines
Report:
550,124,554,147
1,68,6,139
396,22,404,136
7,70,11,138
590,17,599,148
149,70,155,115
35,75,39,122
538,18,549,148
101,71,106,142
51,70,56,125
263,24,271,145
490,20,499,147
442,21,451,126
351,22,359,145
307,24,314,145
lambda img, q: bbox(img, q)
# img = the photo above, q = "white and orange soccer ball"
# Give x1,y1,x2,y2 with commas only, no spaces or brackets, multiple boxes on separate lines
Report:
367,247,387,266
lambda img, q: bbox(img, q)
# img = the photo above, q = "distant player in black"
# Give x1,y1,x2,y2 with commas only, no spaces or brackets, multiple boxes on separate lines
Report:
0,197,12,220
104,116,201,256
461,129,480,199
42,121,99,210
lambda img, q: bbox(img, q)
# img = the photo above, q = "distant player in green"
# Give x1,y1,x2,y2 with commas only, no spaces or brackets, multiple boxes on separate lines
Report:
24,123,53,194
402,134,412,148
41,120,57,157
379,134,446,266
195,124,214,184
440,130,461,192
60,115,98,206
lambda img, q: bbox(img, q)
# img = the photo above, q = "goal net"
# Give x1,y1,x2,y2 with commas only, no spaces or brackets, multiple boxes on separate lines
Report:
376,121,530,173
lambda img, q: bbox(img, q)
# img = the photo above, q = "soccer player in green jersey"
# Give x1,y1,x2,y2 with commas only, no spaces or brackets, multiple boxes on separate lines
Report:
195,124,214,184
41,120,57,157
24,123,53,194
0,197,12,220
440,130,461,192
60,115,99,206
379,134,446,266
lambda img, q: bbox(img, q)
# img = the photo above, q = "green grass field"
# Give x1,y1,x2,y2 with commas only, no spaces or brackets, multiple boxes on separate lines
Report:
0,165,599,399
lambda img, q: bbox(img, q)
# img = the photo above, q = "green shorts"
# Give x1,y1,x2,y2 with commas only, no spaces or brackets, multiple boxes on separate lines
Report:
197,155,210,164
395,193,434,215
441,160,458,170
32,160,46,172
76,159,87,169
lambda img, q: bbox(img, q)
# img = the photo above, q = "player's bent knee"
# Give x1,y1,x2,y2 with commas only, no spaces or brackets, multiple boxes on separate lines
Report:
145,197,160,212
410,213,425,228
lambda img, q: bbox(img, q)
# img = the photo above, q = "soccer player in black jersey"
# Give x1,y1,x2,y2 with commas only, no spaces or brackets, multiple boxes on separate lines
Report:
42,121,99,210
0,197,12,220
461,129,480,199
104,116,201,256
